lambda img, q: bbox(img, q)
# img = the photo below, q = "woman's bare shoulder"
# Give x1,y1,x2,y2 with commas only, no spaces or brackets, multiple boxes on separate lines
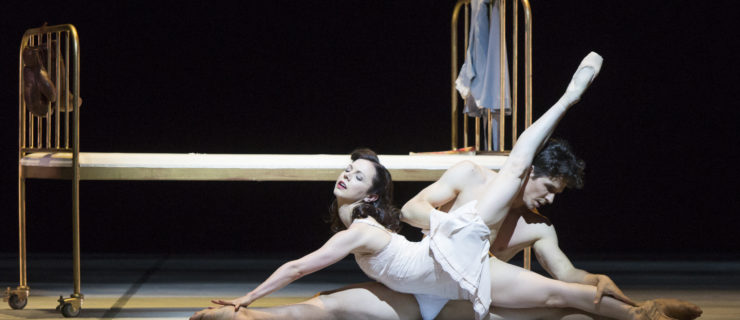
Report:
347,219,393,253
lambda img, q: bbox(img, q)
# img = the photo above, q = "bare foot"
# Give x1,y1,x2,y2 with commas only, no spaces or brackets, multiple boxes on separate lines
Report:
652,298,703,320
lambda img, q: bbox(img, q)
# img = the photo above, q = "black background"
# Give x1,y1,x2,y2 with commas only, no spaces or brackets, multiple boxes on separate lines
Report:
0,1,738,259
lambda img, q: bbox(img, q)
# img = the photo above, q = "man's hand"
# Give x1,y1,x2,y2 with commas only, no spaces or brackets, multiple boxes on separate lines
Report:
212,293,254,311
588,274,637,306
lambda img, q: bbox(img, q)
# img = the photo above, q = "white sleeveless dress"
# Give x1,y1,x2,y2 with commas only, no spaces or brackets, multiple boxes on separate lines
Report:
353,201,491,320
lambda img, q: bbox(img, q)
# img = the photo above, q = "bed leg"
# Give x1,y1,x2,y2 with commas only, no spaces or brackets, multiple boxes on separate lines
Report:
54,176,84,317
64,152,84,317
5,176,30,310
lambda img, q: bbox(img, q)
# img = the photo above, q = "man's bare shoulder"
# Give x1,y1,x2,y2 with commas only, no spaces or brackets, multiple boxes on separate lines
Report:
517,210,558,243
521,209,553,226
443,160,494,183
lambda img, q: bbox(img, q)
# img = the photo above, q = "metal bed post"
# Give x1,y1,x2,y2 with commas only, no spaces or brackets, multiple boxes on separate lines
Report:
498,0,506,151
44,24,85,318
65,24,84,317
5,32,32,311
463,5,470,148
451,0,467,150
519,0,533,271
522,0,532,128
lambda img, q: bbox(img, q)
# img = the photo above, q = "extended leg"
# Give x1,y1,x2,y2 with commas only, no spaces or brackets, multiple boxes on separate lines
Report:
488,258,633,318
439,299,605,320
190,282,421,320
189,277,700,320
487,258,701,320
476,52,603,226
190,285,602,320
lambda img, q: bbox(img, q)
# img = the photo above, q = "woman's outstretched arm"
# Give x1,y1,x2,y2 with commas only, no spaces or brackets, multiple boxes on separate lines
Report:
212,224,383,311
476,52,603,226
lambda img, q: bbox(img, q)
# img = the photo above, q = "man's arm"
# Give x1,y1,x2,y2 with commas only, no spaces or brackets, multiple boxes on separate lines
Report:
401,160,480,229
532,225,636,306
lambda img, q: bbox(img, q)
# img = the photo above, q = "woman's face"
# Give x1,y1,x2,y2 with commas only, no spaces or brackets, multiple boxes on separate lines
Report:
333,159,378,202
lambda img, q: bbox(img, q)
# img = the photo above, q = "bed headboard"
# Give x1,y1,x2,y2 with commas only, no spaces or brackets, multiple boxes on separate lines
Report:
19,24,81,158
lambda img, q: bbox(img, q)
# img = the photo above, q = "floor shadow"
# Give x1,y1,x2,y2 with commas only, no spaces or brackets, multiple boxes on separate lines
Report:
99,255,168,319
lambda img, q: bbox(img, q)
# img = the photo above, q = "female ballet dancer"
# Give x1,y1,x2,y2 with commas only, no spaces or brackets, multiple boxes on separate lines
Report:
206,52,604,320
209,147,492,320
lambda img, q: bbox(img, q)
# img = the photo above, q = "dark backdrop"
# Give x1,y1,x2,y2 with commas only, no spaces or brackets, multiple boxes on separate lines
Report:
0,1,737,258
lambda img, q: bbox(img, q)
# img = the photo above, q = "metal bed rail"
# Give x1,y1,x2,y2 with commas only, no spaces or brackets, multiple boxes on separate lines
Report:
451,0,534,270
8,23,83,317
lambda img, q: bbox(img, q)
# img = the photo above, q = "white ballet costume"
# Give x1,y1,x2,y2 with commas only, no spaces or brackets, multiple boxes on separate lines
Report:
353,200,491,320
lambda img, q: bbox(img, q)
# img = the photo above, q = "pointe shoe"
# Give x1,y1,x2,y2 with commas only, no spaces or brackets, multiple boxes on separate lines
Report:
634,300,678,320
564,51,603,104
652,298,703,320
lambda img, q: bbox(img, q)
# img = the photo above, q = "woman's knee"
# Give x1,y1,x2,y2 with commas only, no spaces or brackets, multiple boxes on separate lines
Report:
489,261,571,309
543,292,570,308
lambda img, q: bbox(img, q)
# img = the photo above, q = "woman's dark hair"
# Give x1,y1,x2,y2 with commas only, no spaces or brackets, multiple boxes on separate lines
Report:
327,148,402,233
531,139,585,189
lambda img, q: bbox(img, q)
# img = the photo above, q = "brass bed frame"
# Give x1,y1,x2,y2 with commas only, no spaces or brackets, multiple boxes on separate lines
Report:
5,1,533,316
451,0,535,270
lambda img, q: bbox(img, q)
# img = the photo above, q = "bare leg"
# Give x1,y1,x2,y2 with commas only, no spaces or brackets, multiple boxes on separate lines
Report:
476,52,604,226
190,282,421,320
189,279,700,320
486,258,703,320
488,308,605,320
439,300,607,320
189,283,607,320
488,257,644,320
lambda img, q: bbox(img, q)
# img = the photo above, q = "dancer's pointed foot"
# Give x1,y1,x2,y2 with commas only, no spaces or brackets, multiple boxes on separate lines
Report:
563,51,603,105
652,298,703,320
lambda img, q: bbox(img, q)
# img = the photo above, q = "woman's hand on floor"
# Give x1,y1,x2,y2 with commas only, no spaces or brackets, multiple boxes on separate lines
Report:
212,294,253,311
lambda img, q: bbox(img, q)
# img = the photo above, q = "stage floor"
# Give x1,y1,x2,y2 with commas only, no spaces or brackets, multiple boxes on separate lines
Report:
1,254,738,319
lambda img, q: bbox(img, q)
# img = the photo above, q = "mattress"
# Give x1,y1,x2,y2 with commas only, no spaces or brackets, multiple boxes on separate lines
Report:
20,152,507,181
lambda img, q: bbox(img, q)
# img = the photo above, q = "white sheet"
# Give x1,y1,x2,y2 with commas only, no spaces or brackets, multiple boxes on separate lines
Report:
21,152,505,169
20,152,507,181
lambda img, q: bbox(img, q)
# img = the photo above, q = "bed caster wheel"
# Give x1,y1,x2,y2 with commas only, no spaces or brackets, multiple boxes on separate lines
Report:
4,287,29,310
57,295,83,317
61,302,81,317
8,294,27,309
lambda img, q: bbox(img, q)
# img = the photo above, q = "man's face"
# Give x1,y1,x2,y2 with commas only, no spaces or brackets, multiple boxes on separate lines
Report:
521,175,566,211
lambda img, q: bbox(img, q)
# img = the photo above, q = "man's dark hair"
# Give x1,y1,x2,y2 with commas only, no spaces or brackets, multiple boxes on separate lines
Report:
531,139,585,189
